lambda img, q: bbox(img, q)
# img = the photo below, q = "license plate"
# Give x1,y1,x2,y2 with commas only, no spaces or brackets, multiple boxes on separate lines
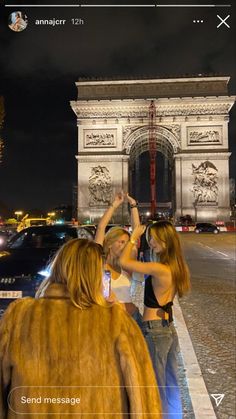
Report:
0,291,23,299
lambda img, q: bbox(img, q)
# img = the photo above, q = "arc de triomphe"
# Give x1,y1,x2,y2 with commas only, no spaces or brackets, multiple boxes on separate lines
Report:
71,76,235,224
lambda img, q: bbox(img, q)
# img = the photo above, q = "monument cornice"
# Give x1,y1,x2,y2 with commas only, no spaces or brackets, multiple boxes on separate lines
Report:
77,76,230,85
71,97,235,119
174,152,231,160
77,151,126,156
76,154,129,162
75,76,231,100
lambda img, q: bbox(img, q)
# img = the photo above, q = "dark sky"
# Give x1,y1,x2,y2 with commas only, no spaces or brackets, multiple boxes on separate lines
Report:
0,0,235,213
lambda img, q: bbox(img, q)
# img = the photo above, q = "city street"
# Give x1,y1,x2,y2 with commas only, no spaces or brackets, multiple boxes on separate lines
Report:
179,233,236,419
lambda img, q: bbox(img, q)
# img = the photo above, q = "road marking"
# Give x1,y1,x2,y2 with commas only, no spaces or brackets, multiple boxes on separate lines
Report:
202,244,213,250
216,250,229,257
174,298,217,418
197,242,231,259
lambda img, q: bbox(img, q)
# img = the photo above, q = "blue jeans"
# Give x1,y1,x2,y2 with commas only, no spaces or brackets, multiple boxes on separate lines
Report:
142,320,182,418
131,309,143,329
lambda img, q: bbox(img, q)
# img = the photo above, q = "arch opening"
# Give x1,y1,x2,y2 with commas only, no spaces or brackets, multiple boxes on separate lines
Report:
128,134,175,221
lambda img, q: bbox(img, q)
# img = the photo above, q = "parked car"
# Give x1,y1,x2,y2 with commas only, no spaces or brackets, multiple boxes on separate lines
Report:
0,228,16,248
194,223,220,234
0,231,9,248
0,224,94,316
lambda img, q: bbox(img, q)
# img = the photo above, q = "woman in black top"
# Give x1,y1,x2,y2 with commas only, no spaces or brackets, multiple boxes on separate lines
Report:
120,221,190,419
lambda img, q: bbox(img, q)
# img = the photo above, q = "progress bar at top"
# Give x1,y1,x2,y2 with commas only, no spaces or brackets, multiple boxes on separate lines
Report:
4,4,232,7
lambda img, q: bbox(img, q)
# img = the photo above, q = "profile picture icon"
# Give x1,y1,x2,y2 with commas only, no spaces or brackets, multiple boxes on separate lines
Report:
8,11,28,32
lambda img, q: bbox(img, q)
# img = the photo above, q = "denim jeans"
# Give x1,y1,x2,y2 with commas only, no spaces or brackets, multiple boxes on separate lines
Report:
142,320,182,418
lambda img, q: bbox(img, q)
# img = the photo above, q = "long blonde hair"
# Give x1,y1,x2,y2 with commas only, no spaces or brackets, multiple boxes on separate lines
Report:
103,227,130,267
36,239,109,309
147,221,190,297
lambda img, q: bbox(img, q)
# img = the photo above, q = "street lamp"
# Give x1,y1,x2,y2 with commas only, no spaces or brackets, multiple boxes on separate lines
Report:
47,212,56,225
47,212,55,217
14,211,23,221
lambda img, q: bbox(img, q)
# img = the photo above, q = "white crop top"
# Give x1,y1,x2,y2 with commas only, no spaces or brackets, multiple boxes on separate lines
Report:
111,271,132,303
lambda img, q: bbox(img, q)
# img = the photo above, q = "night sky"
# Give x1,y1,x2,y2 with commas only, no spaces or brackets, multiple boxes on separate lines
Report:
0,0,235,214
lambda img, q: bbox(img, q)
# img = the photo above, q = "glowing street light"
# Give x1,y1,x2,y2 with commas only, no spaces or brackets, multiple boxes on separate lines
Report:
47,212,56,225
47,212,55,217
14,211,23,221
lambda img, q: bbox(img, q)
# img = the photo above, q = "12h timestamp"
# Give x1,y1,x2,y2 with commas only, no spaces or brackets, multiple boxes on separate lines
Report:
71,18,84,25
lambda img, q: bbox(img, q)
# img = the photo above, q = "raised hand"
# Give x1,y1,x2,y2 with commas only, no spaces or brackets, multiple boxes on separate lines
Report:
112,191,125,209
126,193,137,207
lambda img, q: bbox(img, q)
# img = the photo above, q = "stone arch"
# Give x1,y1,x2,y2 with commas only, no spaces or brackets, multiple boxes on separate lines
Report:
71,76,234,223
123,125,180,166
123,125,177,215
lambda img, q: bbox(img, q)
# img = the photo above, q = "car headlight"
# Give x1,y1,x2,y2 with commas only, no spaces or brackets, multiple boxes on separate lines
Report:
37,269,50,278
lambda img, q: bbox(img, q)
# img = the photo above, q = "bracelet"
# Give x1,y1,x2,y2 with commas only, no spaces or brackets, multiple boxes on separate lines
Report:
130,201,138,209
130,238,137,245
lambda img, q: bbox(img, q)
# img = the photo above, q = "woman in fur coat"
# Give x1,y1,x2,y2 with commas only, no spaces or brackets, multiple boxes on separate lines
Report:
0,238,162,418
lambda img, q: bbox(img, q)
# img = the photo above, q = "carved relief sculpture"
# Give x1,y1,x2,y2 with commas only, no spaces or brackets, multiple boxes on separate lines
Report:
187,126,222,145
89,166,112,206
191,161,218,204
122,126,138,144
162,124,181,140
84,129,116,148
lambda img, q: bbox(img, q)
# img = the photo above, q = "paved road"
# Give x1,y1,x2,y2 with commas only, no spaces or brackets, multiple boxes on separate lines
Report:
179,233,236,419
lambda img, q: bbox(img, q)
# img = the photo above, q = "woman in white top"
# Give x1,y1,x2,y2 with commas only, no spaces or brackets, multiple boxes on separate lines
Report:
95,192,142,327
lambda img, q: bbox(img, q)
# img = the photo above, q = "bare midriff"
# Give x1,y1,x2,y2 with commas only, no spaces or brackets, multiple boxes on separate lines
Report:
143,306,169,322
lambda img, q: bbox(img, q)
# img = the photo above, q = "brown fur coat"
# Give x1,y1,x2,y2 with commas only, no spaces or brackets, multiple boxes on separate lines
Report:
0,283,162,418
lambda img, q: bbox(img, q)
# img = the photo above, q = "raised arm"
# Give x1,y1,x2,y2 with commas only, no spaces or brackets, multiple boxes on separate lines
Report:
94,192,124,246
126,193,140,231
120,225,168,279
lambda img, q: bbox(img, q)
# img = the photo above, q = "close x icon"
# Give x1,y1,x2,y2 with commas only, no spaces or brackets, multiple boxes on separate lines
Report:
217,15,230,29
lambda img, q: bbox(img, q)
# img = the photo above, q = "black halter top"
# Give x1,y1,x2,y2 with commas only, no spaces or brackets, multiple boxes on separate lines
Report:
144,276,173,323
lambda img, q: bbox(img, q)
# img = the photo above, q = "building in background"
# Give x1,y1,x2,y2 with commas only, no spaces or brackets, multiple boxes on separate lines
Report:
71,76,235,223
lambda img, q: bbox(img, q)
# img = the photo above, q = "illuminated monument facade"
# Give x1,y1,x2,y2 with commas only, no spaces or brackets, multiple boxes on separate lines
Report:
71,76,235,223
